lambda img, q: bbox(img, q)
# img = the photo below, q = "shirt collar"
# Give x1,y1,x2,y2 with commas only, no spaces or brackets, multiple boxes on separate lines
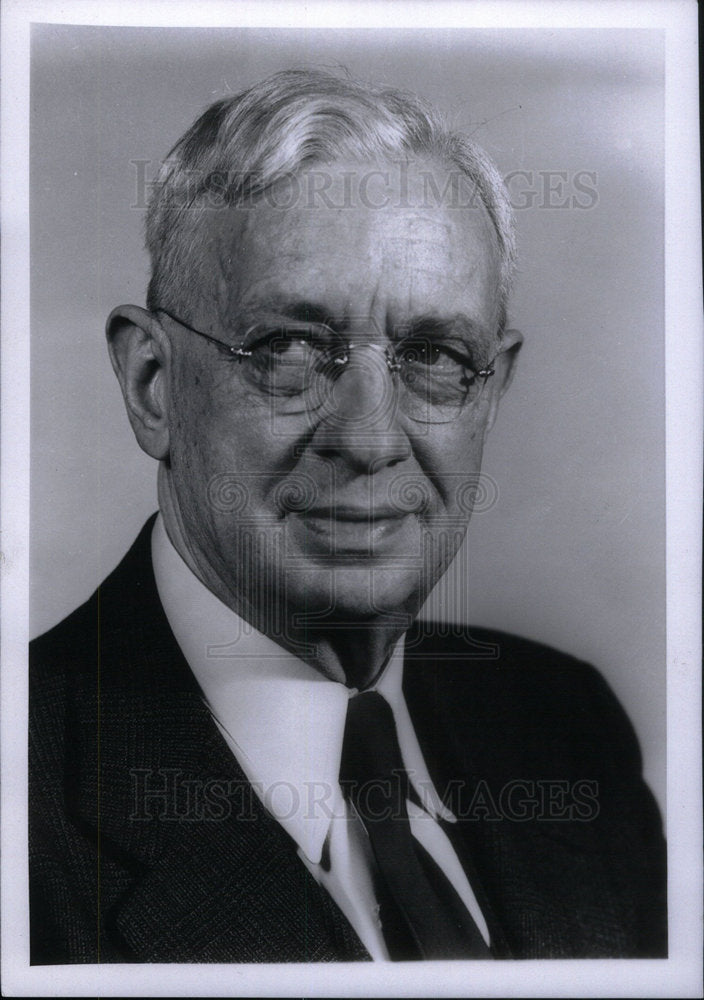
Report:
151,513,453,864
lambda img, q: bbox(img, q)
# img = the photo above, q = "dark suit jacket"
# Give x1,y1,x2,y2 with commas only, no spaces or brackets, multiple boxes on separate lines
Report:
29,516,667,963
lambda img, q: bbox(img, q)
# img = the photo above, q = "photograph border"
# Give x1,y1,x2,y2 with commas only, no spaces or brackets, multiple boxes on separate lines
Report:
2,1,701,996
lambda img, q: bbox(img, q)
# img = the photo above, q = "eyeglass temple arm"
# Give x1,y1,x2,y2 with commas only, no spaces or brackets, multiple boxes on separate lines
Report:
156,308,496,375
155,308,252,359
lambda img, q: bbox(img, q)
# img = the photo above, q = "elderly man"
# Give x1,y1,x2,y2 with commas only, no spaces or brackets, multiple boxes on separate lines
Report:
29,69,666,963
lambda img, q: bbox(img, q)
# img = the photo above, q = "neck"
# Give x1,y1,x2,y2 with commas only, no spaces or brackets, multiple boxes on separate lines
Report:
292,624,406,690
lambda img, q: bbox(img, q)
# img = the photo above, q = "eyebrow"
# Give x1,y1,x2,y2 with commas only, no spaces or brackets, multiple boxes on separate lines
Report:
241,300,494,353
258,300,342,329
400,313,494,356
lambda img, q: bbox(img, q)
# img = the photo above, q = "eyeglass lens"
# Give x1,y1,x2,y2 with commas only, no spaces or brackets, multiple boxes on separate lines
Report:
239,327,489,425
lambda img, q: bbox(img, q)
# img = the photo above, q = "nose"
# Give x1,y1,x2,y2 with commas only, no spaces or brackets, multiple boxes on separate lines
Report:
310,344,411,473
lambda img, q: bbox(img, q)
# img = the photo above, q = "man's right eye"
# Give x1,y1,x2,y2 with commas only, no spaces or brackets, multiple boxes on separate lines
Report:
269,334,303,356
258,329,310,351
249,326,334,358
244,330,324,379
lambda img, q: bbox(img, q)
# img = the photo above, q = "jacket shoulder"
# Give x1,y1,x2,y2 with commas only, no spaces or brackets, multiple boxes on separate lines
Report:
403,623,666,958
30,514,159,678
403,621,645,773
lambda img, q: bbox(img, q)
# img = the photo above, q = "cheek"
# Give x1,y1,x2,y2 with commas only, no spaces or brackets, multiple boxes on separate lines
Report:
418,421,487,516
168,356,301,517
167,358,237,520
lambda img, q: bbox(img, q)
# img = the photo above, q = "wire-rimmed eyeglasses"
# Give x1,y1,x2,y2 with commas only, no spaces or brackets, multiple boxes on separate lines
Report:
156,307,496,425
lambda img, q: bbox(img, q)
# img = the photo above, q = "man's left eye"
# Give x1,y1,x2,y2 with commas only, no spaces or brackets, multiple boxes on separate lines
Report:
397,340,465,370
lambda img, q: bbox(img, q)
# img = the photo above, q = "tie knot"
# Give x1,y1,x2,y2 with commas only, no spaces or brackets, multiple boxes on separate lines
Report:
339,691,409,825
340,691,404,786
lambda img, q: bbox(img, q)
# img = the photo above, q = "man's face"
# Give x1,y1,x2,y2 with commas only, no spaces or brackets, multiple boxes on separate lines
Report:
165,159,505,639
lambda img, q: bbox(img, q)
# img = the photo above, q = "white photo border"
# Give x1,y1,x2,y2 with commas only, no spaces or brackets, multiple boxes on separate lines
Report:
2,1,701,996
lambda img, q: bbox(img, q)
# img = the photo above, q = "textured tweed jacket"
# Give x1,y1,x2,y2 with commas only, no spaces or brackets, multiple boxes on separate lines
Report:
29,516,667,963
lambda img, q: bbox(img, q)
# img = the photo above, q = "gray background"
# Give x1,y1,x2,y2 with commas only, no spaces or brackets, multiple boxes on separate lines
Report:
30,25,665,810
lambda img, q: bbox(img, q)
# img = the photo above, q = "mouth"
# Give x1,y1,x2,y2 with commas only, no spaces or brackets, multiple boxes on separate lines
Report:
291,506,415,553
305,505,409,521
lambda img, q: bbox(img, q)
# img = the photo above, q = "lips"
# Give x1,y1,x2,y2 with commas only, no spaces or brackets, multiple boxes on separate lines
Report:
290,504,415,554
303,505,408,522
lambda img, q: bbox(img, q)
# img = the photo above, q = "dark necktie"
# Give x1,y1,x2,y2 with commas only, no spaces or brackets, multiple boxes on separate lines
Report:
339,690,491,960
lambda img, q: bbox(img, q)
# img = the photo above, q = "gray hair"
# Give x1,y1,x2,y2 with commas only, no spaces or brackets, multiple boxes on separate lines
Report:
145,68,516,326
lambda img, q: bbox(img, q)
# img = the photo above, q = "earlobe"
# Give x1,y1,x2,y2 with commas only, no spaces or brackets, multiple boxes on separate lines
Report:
106,305,171,461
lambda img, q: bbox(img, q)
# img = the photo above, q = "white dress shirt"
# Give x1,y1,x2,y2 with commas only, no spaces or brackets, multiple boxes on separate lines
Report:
151,513,490,959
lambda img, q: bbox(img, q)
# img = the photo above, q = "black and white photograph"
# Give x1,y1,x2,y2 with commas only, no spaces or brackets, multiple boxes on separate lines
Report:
2,1,701,996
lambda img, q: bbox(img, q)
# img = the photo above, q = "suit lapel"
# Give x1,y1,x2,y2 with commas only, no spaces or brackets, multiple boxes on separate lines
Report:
402,631,511,956
110,780,356,962
69,516,368,962
401,629,638,958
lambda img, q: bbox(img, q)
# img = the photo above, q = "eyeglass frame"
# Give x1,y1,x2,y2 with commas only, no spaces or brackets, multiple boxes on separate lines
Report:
154,306,497,422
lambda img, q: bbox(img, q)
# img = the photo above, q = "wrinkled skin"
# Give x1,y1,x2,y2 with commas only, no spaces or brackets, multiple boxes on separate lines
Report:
108,159,521,687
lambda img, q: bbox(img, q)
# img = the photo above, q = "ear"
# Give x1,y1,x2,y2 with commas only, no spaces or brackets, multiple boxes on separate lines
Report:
484,327,523,435
106,305,171,460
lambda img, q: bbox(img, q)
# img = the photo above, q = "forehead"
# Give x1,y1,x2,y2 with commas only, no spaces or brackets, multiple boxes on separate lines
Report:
207,159,501,326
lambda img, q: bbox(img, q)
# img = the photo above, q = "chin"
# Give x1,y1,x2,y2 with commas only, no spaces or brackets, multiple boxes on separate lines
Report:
281,564,424,628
